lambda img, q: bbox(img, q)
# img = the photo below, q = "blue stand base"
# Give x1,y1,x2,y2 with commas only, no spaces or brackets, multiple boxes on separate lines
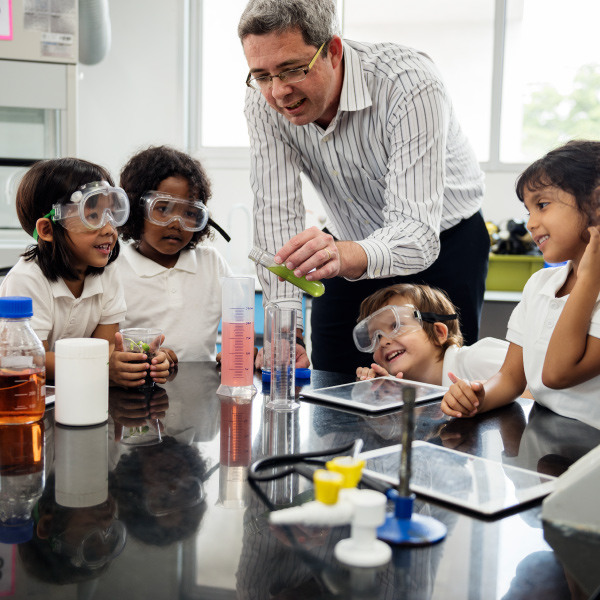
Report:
377,490,447,546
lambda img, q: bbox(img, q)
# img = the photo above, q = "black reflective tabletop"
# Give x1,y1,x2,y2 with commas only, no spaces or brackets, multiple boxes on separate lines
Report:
2,362,599,599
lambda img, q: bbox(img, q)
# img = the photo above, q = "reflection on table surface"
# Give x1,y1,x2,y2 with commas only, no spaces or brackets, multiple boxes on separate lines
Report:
2,362,599,599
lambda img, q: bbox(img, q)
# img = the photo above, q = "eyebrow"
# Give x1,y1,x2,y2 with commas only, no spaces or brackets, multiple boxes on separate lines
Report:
523,189,551,208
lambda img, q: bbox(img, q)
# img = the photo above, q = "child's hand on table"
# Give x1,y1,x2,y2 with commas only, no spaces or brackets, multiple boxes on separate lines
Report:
441,372,484,418
356,363,394,380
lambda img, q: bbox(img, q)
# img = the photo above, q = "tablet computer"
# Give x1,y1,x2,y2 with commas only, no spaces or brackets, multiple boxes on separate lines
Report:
359,442,557,516
299,377,447,413
45,385,55,406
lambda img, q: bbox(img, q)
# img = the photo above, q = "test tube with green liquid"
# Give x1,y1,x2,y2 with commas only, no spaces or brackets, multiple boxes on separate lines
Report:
248,246,325,297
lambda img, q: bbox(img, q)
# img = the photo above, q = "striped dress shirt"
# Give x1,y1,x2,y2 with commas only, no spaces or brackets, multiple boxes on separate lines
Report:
245,39,485,324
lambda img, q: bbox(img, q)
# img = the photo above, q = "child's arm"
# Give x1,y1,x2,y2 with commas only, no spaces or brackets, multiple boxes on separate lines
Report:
543,227,600,388
42,341,56,381
441,343,526,418
356,364,392,380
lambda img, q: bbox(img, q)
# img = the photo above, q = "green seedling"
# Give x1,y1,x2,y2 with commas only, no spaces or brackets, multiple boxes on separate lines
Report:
125,338,151,353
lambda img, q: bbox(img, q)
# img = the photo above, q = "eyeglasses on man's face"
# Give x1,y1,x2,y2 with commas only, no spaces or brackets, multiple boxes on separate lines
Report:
245,42,326,90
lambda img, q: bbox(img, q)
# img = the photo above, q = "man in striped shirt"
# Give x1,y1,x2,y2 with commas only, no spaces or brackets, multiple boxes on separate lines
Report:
239,0,489,374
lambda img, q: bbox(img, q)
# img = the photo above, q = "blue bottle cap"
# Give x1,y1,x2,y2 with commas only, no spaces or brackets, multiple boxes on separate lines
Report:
0,519,34,544
0,296,33,319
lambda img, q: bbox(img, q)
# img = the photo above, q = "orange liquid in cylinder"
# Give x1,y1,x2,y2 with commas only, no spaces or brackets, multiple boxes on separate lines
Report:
221,321,254,387
0,367,45,424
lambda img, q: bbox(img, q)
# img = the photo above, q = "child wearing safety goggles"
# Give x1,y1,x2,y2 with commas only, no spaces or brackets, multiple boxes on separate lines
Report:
0,158,171,387
354,283,508,387
443,140,600,428
117,146,232,362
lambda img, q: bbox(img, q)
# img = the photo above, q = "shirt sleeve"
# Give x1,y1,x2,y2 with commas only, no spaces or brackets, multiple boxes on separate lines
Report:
245,89,305,327
98,263,127,325
217,251,234,279
354,80,449,280
465,338,509,381
506,281,532,349
0,264,53,342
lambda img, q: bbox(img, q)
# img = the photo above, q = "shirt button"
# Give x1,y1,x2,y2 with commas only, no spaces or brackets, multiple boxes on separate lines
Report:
332,170,338,176
550,300,560,309
346,197,353,203
374,269,381,277
322,136,330,142
545,320,554,328
171,289,176,294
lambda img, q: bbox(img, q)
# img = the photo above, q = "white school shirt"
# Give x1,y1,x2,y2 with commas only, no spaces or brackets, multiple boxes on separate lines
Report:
441,337,508,387
0,257,126,351
507,262,600,429
245,39,485,319
117,244,232,361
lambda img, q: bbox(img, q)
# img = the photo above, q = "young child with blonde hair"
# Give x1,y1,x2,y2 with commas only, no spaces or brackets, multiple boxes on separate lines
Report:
355,283,508,386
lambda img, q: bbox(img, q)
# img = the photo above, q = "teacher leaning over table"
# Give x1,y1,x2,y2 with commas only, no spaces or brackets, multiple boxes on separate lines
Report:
239,0,489,374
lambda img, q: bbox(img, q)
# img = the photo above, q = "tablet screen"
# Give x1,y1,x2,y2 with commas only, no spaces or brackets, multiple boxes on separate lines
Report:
299,377,447,413
360,442,557,515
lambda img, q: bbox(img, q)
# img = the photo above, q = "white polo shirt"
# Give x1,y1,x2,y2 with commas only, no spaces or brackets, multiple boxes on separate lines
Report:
441,337,508,387
117,243,232,361
507,262,600,429
0,257,126,351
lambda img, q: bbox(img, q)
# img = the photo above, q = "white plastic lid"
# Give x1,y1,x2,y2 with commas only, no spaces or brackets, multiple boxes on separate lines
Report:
55,338,108,359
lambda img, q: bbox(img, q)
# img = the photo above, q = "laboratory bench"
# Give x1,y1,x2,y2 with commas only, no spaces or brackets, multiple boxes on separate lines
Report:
2,363,599,599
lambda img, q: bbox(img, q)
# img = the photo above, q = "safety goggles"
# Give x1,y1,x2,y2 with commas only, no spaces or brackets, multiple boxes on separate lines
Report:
50,519,127,569
353,304,458,353
141,191,209,232
34,181,130,239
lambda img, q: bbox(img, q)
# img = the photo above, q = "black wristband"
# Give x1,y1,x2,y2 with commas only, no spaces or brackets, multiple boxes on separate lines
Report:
295,336,306,349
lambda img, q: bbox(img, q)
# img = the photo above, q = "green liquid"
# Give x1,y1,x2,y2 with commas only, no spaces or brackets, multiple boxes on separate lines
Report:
268,265,325,297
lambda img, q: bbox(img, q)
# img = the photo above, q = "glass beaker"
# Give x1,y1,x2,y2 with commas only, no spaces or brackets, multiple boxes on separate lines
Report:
267,307,298,410
217,277,257,399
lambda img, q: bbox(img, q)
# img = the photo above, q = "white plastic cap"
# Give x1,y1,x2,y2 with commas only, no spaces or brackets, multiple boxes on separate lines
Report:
55,338,108,359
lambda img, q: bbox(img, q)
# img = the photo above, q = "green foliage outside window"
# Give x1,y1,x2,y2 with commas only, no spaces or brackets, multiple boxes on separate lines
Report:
522,63,600,160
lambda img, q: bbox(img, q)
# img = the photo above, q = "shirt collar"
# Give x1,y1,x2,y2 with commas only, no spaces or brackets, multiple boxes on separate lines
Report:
339,41,372,113
537,261,573,297
122,243,197,276
50,267,106,299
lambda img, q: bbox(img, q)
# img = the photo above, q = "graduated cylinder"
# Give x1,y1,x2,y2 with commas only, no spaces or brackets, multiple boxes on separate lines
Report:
217,276,257,399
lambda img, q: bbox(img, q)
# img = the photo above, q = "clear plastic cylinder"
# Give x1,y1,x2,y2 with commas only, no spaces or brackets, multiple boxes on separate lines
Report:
217,277,257,399
267,307,298,410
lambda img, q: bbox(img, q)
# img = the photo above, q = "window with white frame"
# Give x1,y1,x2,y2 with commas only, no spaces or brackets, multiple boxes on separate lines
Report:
501,0,600,164
199,0,600,167
200,0,250,148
